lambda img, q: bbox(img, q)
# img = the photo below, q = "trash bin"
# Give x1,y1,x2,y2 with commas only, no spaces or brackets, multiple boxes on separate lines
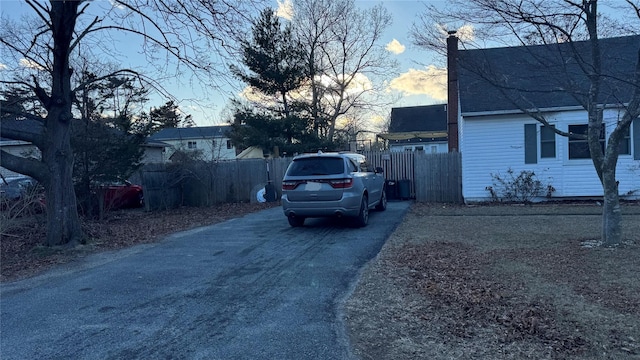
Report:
385,180,398,200
398,179,411,200
264,182,277,202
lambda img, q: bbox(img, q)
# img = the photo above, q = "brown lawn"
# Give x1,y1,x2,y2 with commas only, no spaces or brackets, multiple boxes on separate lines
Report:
345,202,640,360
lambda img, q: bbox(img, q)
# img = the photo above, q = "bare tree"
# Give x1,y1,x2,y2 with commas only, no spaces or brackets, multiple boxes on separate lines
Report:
292,0,397,141
411,0,640,246
0,0,266,246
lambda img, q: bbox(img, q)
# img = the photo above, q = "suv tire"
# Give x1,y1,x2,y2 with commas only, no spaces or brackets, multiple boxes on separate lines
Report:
354,195,369,227
375,188,387,211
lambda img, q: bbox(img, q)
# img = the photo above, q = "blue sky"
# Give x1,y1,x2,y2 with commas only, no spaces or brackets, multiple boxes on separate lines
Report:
0,0,449,128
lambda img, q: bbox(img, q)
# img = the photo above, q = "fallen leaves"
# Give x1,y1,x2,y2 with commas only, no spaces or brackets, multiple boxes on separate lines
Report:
1,202,278,282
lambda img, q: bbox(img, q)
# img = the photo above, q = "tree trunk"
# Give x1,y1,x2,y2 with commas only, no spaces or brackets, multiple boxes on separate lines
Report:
42,1,84,246
601,167,622,247
43,108,83,246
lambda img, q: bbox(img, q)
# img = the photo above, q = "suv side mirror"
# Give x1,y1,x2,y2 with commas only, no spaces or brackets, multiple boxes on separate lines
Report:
375,167,384,174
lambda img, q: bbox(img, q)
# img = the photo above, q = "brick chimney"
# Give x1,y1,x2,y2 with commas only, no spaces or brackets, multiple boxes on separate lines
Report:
447,31,459,152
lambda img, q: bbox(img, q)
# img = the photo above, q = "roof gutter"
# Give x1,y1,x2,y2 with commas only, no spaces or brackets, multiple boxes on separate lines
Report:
460,104,631,118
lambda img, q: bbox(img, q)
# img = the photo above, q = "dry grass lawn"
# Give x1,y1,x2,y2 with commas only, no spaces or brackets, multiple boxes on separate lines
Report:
345,202,640,360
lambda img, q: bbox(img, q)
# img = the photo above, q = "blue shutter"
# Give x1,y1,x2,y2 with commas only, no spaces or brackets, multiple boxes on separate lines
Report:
634,118,640,160
524,124,537,164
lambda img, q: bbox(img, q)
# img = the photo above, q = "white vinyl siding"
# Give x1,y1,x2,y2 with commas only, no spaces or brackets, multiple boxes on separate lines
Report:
461,109,640,202
162,137,236,161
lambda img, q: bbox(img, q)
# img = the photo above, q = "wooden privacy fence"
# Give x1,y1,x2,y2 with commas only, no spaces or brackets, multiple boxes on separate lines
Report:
137,158,293,210
413,152,462,203
136,151,462,210
361,151,462,203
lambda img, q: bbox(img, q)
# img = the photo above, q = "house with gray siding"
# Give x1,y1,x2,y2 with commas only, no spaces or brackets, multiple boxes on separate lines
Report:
449,34,640,202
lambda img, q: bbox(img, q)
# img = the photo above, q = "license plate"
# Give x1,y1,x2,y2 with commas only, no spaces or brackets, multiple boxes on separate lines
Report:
304,182,322,191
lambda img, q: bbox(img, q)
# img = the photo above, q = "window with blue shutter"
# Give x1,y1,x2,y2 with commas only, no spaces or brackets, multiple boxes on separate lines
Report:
525,124,556,163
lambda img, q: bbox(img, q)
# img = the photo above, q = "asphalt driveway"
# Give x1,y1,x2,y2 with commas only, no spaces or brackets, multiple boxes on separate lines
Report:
1,202,410,360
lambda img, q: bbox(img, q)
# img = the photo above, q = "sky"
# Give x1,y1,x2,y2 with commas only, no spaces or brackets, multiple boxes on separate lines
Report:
0,0,451,129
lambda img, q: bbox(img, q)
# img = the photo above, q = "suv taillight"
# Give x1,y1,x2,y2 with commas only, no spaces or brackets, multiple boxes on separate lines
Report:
282,181,299,190
329,178,353,189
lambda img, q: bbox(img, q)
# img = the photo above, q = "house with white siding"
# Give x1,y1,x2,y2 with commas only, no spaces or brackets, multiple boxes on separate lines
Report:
147,126,236,162
448,34,640,202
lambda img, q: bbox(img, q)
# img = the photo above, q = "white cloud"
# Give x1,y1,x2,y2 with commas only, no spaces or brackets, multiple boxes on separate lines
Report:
276,0,294,20
457,24,475,42
436,23,475,42
19,58,45,70
239,73,373,105
239,86,277,105
386,39,405,55
388,66,447,100
109,0,126,10
0,63,7,70
344,73,373,95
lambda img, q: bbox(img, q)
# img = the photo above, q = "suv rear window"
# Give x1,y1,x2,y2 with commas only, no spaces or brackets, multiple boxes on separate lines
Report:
287,157,345,176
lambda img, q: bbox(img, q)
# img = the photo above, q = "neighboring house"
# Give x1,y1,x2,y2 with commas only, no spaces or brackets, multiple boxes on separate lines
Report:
0,138,40,178
236,146,267,159
377,104,448,153
448,34,640,202
141,139,171,164
147,126,236,162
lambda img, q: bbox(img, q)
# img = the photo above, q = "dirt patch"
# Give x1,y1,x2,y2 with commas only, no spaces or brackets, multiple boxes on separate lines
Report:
345,202,640,360
0,202,278,282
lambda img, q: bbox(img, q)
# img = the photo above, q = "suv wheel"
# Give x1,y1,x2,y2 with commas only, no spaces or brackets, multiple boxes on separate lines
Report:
375,188,387,211
288,215,305,227
355,195,369,227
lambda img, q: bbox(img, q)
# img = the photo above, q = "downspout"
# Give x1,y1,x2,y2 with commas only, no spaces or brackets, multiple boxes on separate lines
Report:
447,31,459,152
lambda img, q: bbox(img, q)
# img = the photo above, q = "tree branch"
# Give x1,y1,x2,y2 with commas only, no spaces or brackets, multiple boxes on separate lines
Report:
0,150,47,181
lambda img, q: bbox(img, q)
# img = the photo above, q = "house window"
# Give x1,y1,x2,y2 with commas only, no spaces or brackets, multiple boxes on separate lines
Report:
187,141,197,149
415,146,424,151
226,140,233,149
524,123,556,164
619,126,631,155
568,124,605,159
540,125,556,158
431,146,438,153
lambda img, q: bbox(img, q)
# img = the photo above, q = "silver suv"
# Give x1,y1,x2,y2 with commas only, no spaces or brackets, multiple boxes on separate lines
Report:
281,152,387,227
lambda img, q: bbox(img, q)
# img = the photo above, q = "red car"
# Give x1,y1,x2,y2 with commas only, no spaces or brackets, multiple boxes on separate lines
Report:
95,180,144,210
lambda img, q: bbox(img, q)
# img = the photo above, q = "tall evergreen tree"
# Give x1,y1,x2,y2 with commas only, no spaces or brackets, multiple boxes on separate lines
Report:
231,8,307,117
149,100,191,133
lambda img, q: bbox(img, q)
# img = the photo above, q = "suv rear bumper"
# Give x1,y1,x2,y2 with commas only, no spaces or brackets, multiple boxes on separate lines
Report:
282,193,362,218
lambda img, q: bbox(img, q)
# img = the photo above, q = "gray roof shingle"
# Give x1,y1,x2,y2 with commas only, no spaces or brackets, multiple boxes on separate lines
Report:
389,104,447,133
458,35,640,114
